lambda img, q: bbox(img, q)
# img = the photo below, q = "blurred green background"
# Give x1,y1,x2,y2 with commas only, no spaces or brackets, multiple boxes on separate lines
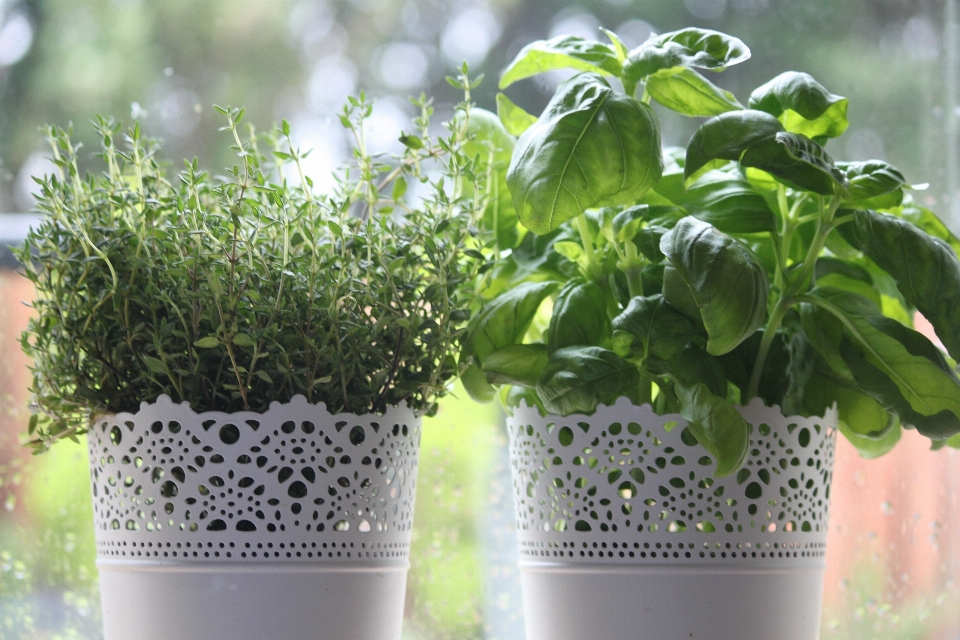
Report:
3,0,960,638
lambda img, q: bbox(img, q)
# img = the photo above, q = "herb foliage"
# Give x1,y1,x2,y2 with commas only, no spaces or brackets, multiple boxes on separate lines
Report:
21,71,497,450
464,27,960,476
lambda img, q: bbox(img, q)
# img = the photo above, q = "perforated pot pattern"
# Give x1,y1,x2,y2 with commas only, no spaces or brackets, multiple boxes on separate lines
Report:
88,395,420,563
508,398,837,567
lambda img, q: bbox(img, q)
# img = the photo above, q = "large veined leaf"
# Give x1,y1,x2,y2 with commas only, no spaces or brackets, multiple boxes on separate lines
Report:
465,281,557,363
838,160,907,207
507,73,663,234
900,204,960,255
748,71,849,139
837,336,960,440
660,217,768,356
675,382,751,477
802,288,960,437
612,294,696,363
645,68,743,117
661,265,703,321
622,28,751,86
462,108,521,249
668,344,728,398
481,344,550,387
684,110,784,185
496,93,538,136
536,346,640,415
461,364,496,403
837,209,960,361
669,170,777,234
547,281,612,353
740,132,847,196
499,36,622,89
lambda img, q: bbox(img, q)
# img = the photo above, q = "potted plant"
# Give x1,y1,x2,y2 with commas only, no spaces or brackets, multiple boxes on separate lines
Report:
463,26,960,640
18,73,497,640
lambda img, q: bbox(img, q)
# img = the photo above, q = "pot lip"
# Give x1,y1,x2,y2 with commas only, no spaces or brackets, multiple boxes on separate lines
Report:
91,393,420,425
506,395,838,424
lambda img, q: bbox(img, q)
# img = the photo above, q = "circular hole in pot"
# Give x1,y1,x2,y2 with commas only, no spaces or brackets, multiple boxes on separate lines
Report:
288,481,308,499
160,480,179,498
109,426,122,446
349,426,365,445
219,424,240,445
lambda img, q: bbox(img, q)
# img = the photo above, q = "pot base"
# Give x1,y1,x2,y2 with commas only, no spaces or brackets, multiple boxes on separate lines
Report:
97,559,409,640
520,562,824,640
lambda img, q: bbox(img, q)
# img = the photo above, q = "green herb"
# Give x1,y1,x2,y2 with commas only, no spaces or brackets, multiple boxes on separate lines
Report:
20,71,497,451
465,27,960,476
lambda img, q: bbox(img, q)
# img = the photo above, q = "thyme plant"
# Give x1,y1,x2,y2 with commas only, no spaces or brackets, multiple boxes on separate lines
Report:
20,71,496,450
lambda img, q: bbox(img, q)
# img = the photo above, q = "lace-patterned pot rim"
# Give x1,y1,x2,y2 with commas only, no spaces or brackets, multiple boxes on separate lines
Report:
88,394,421,565
507,397,837,569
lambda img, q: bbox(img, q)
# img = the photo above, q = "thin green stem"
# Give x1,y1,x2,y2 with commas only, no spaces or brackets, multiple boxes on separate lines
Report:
746,297,793,401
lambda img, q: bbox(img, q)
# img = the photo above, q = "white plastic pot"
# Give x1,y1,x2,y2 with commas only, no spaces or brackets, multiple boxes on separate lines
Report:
87,394,420,640
507,398,837,640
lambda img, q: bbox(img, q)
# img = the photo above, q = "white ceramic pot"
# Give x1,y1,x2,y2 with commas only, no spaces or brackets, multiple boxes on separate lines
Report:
507,398,837,640
87,394,420,640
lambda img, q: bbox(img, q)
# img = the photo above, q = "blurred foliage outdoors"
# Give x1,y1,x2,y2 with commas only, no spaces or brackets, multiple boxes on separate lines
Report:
2,0,960,638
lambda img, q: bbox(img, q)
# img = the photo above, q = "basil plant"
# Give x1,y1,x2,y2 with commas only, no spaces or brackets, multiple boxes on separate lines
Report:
460,27,960,477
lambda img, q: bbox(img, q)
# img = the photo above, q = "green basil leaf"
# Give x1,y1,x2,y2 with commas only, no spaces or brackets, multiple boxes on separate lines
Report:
496,92,538,136
740,132,847,196
670,170,777,234
601,27,629,63
814,256,873,285
661,217,768,356
462,108,521,249
684,110,784,186
482,344,550,387
836,385,896,438
500,384,547,415
466,281,558,363
668,344,728,398
634,225,669,263
805,287,960,435
900,204,960,255
641,263,666,296
835,385,901,458
536,346,640,415
645,67,744,117
837,335,960,440
622,28,751,85
661,264,702,321
547,281,612,353
612,205,648,242
838,160,906,205
507,73,663,234
462,364,496,403
838,209,960,361
748,71,849,139
612,294,696,363
499,36,621,89
675,382,751,477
